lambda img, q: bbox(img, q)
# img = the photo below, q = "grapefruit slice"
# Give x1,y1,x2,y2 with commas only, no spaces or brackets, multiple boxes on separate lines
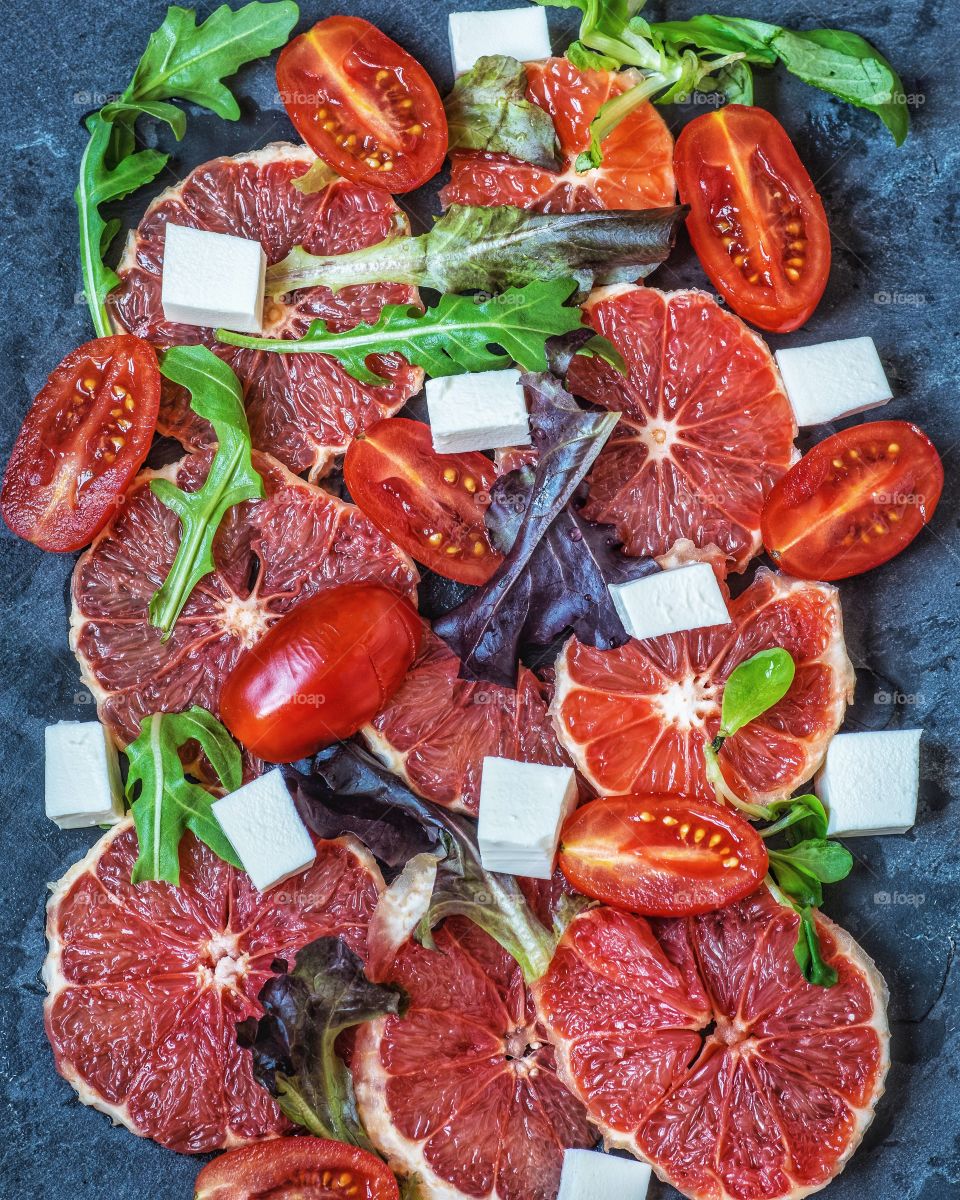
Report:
441,58,676,212
353,917,596,1199
361,631,572,815
566,286,797,572
44,819,384,1153
552,568,854,804
110,143,423,480
70,449,418,761
534,892,889,1199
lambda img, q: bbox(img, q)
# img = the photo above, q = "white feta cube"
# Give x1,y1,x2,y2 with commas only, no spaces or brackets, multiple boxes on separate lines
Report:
161,223,267,333
448,7,552,76
478,757,577,879
212,769,316,891
775,337,892,427
426,369,531,454
816,729,922,837
609,563,731,641
45,721,125,829
557,1150,652,1200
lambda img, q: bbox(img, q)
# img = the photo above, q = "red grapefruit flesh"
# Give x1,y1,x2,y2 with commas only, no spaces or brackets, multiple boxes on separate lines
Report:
110,144,423,480
552,568,854,804
535,892,889,1199
566,286,797,572
362,631,573,815
70,449,418,764
441,58,676,212
353,918,596,1199
44,819,383,1153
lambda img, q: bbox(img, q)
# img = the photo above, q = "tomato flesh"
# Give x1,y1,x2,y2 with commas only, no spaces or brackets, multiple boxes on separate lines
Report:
344,418,503,585
559,795,768,916
277,16,447,193
220,583,422,762
762,419,943,581
193,1137,400,1199
1,335,160,551
675,105,830,333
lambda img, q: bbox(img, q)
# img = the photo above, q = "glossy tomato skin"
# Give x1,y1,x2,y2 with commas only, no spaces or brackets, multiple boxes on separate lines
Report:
220,583,422,762
559,795,768,916
277,16,447,193
1,335,160,552
762,419,943,581
193,1136,400,1199
344,418,503,586
675,105,830,333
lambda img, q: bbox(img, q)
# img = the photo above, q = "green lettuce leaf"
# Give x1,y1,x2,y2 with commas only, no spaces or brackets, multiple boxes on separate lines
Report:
265,203,684,297
77,2,299,336
238,937,404,1148
445,55,560,169
126,707,243,885
218,278,586,383
149,346,264,638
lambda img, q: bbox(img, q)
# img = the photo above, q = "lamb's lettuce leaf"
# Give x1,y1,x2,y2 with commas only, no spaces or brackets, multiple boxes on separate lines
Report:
265,203,684,297
238,937,403,1148
445,55,560,169
434,374,656,686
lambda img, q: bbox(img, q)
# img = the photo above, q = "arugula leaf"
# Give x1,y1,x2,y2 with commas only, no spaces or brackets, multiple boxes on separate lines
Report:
793,904,839,988
125,707,243,885
265,204,684,298
150,346,264,638
718,648,796,742
299,745,559,982
762,793,829,842
77,2,299,336
445,56,560,169
218,279,586,383
770,838,854,884
434,374,658,686
238,937,403,1148
534,0,909,167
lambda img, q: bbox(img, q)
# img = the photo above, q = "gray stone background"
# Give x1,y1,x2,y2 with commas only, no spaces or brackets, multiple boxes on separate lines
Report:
0,0,957,1195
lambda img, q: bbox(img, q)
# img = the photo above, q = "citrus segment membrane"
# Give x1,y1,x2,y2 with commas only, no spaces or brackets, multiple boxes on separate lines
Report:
110,143,423,480
442,58,676,213
535,893,889,1200
361,630,572,815
70,449,418,763
552,568,854,803
566,286,797,573
353,918,596,1200
44,820,384,1153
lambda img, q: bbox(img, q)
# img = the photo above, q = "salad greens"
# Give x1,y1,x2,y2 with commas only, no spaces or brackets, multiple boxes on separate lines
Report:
218,279,586,383
435,373,656,687
238,937,403,1148
150,346,263,639
293,745,564,983
77,1,298,337
265,203,684,298
125,706,243,885
445,55,561,169
529,0,908,169
701,651,854,986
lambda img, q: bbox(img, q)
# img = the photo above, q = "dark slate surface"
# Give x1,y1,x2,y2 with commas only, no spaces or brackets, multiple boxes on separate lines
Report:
0,0,957,1196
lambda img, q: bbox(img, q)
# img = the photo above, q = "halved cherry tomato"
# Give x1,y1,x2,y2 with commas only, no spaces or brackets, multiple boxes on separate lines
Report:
675,105,831,333
762,419,943,581
558,795,768,916
344,418,503,586
276,16,447,193
194,1137,400,1199
220,583,422,763
1,335,160,551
